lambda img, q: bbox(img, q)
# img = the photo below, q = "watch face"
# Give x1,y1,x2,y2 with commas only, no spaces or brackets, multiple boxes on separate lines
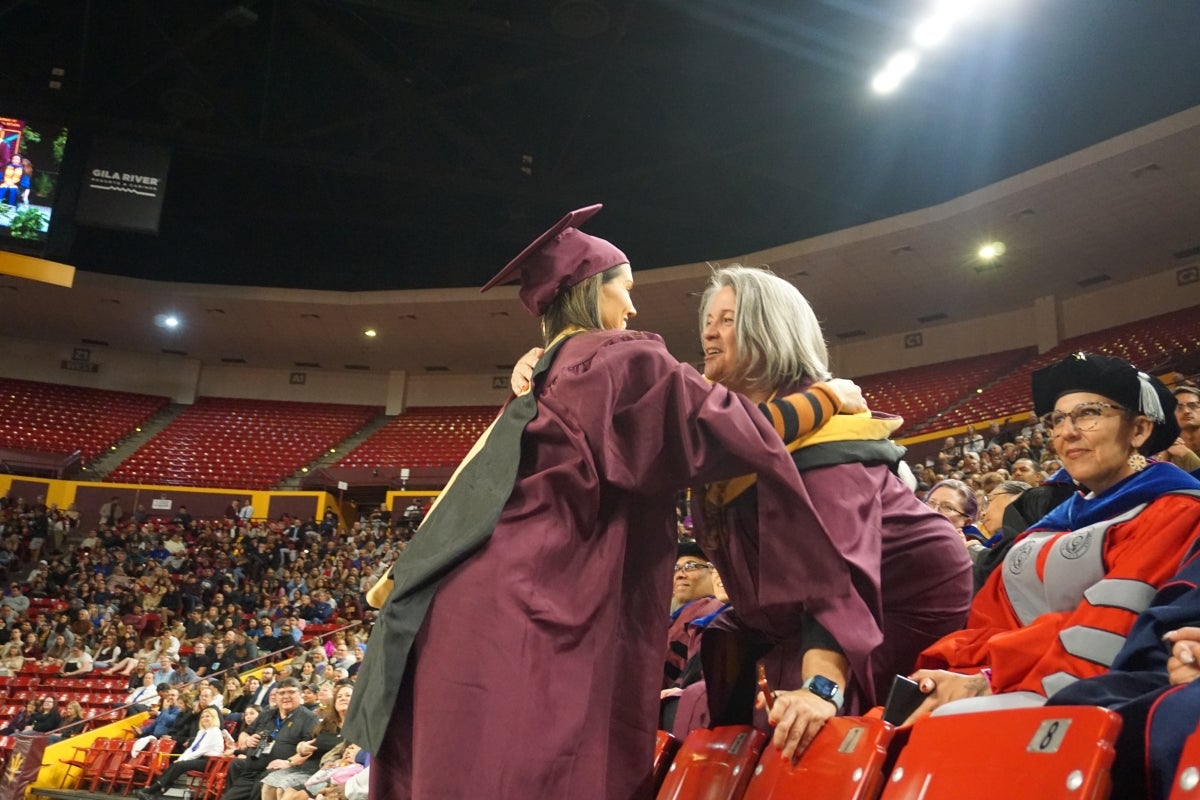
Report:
808,675,838,699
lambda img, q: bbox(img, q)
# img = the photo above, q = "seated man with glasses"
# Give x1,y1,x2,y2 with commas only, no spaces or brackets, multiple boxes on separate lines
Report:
978,481,1031,541
219,678,320,800
664,541,722,690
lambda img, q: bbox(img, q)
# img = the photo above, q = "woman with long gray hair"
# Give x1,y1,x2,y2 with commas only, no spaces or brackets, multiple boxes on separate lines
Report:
687,265,973,758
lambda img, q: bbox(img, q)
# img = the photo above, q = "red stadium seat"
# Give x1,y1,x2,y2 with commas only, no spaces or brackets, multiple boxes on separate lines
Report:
187,754,234,800
58,736,115,788
880,706,1121,799
743,715,894,800
657,725,767,800
653,731,680,793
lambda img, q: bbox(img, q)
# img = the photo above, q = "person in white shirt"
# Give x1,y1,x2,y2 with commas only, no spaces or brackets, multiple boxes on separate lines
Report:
138,706,231,798
126,672,160,712
62,644,94,677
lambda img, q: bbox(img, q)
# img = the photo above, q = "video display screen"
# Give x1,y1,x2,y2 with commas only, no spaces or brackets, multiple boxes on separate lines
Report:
0,115,68,251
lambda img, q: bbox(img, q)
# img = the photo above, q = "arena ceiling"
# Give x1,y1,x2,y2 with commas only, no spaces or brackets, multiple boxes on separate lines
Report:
1,1,1199,375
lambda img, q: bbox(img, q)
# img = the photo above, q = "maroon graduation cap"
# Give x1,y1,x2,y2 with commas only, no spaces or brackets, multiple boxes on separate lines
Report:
481,204,628,315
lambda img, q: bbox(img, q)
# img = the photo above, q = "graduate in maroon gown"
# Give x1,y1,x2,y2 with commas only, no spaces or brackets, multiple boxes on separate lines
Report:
344,205,867,800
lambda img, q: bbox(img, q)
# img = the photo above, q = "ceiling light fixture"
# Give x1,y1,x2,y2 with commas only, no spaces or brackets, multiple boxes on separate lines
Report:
872,51,919,94
978,241,1006,261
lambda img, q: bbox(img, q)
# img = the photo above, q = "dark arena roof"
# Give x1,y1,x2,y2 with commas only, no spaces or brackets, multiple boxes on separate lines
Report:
1,1,1199,374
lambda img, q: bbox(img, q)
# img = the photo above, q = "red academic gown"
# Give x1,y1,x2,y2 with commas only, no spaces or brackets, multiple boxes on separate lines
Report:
366,330,855,800
918,479,1200,697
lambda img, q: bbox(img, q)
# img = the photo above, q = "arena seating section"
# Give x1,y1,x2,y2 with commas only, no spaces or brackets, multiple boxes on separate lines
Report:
856,349,1036,437
334,405,499,469
858,303,1200,437
3,304,1197,489
107,397,382,489
0,378,168,461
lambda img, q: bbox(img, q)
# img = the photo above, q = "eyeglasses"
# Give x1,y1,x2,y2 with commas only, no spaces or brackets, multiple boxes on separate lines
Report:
1040,401,1125,434
980,489,1018,510
673,560,712,574
1179,401,1200,413
925,500,966,517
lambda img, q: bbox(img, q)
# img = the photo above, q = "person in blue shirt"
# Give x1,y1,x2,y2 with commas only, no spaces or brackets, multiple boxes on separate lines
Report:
139,686,182,738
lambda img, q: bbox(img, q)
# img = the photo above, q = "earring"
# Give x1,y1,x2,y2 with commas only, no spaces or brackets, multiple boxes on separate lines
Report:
1128,452,1148,472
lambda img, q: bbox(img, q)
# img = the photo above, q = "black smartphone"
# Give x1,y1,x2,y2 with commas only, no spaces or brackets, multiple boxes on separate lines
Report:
882,674,925,725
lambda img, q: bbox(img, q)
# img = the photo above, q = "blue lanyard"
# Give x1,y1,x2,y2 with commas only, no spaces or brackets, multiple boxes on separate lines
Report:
190,731,207,753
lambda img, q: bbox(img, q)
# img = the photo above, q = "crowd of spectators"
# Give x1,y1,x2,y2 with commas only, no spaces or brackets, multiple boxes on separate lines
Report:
2,373,1199,798
0,497,408,753
915,417,1062,496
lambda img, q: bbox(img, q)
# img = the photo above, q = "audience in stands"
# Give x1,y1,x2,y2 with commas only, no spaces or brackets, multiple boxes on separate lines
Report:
231,703,262,747
976,480,1032,546
282,742,365,800
92,633,122,669
1158,384,1200,476
222,675,249,717
1009,457,1042,485
61,643,94,676
923,479,987,556
1175,385,1200,452
909,353,1200,721
4,347,1200,793
98,496,123,528
166,689,203,753
126,673,160,712
0,640,23,674
135,684,183,742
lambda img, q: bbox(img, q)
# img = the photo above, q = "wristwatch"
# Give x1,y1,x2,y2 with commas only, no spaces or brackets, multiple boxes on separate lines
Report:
801,675,844,711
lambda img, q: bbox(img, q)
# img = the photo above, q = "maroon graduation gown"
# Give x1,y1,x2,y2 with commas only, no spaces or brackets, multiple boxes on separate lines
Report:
359,330,858,800
696,401,972,717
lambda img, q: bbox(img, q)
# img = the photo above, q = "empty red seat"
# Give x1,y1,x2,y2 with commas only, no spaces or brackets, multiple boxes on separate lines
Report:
880,705,1120,799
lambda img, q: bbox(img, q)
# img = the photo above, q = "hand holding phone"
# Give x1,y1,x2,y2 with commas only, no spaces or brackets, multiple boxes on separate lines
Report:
882,674,925,725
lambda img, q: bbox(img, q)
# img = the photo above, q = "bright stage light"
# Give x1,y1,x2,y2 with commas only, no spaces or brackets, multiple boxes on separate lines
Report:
978,241,1007,260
